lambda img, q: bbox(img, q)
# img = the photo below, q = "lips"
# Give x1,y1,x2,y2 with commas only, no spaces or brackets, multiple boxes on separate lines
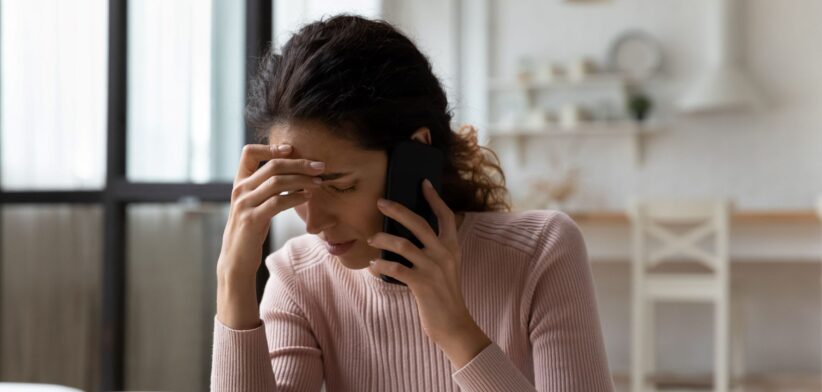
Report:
324,239,356,256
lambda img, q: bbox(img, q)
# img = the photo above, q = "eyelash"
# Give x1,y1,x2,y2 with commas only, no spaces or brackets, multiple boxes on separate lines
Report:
330,185,356,193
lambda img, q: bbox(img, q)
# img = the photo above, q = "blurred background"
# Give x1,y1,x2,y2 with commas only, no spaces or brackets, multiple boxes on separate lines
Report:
0,0,820,391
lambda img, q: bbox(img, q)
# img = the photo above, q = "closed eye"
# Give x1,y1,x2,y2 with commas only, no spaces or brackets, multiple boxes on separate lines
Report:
329,185,356,193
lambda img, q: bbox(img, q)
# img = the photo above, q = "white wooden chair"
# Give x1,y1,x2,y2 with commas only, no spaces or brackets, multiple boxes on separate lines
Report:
628,199,731,392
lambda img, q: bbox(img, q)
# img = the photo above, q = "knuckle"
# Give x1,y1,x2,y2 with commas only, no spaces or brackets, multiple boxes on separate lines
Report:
385,262,403,276
234,196,249,209
237,212,255,227
241,145,254,158
231,184,244,200
398,239,416,253
267,176,280,188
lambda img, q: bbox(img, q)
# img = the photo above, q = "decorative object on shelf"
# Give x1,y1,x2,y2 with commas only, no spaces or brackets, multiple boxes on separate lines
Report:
607,29,664,82
568,57,597,81
536,62,565,83
677,0,764,113
627,89,653,122
560,104,593,128
520,167,580,211
523,108,557,129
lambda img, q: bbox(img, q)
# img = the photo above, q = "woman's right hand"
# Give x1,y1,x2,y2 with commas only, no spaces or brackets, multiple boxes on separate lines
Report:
216,143,325,329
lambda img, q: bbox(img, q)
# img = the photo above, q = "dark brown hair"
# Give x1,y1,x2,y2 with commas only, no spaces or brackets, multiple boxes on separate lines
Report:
246,15,510,212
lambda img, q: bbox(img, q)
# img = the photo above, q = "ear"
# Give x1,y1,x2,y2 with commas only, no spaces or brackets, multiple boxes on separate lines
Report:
410,127,432,145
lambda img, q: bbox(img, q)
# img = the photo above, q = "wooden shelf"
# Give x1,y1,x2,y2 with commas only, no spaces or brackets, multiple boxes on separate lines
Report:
488,121,651,136
563,210,820,224
489,73,625,92
487,121,660,166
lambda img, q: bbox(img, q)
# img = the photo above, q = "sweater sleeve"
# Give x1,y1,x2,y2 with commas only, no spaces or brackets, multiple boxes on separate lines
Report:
211,248,324,392
452,341,538,391
525,211,614,391
452,211,612,392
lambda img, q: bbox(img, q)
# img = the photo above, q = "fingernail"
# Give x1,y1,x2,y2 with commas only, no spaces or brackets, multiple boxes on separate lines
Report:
369,259,376,266
423,178,433,189
366,236,374,244
309,161,325,170
312,177,322,184
377,198,390,208
277,144,291,152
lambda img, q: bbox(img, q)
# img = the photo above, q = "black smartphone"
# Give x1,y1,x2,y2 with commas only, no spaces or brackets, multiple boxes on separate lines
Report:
379,140,444,285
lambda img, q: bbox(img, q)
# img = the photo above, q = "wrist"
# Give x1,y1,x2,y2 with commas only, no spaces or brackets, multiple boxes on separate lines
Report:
436,322,492,369
216,258,258,284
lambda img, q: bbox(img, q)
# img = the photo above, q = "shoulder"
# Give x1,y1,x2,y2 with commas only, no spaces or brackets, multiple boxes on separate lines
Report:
469,209,584,265
264,233,329,281
260,234,330,313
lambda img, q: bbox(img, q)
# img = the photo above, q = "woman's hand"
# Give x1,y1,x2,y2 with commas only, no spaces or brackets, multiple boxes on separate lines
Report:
366,179,492,368
216,143,325,330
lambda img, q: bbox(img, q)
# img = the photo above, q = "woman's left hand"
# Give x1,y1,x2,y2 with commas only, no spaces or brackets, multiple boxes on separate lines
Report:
367,179,492,368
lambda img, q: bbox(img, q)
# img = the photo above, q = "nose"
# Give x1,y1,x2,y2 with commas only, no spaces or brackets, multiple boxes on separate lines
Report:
301,193,336,235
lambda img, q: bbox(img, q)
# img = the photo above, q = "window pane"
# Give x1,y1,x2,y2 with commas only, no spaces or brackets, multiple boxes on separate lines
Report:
0,205,103,390
0,0,108,190
127,0,244,183
125,202,227,391
274,0,381,48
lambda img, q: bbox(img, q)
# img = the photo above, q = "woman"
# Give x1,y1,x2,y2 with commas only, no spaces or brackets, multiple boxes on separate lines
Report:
212,15,613,392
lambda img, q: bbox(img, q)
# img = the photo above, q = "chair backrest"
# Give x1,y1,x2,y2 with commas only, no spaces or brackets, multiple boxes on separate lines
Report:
628,199,730,274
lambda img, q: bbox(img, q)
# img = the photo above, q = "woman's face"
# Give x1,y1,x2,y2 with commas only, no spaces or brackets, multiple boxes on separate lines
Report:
269,120,388,269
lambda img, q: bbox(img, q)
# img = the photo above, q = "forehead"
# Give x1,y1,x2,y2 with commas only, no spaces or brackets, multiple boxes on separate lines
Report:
268,120,385,168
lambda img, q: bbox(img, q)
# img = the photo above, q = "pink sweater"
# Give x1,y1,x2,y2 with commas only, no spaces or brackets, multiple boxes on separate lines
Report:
211,210,614,391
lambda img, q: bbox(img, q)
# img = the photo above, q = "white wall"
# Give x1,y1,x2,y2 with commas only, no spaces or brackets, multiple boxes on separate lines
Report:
488,0,822,211
392,0,822,211
387,0,822,379
382,0,461,112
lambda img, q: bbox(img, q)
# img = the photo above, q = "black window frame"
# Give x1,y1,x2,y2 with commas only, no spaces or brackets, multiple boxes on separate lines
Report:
0,0,273,390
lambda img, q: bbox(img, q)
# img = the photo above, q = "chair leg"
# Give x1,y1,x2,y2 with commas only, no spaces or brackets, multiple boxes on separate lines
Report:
645,301,657,392
731,294,747,390
632,295,645,392
715,295,730,392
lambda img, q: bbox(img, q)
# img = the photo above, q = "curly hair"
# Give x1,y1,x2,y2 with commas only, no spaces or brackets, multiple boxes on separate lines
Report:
246,15,510,213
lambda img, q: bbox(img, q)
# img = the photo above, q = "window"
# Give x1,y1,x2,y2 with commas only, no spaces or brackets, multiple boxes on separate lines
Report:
0,1,270,390
1,0,108,190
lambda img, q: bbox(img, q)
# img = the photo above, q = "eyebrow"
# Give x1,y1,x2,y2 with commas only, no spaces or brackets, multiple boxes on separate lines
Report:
318,172,353,181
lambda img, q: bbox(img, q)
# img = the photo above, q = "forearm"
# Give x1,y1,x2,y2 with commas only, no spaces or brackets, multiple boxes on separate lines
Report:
216,266,262,330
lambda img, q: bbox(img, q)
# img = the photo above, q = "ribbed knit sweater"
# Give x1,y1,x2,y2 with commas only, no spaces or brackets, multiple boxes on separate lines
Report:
211,210,613,391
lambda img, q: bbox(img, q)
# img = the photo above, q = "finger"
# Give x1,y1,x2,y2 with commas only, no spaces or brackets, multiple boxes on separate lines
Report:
376,197,444,253
369,258,419,287
242,156,326,191
239,174,322,208
367,232,436,271
421,178,458,244
234,144,291,184
253,189,313,219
